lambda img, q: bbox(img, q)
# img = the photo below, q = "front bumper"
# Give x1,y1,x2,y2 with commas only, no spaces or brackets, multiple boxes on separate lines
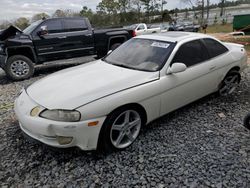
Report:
14,90,106,151
0,54,7,69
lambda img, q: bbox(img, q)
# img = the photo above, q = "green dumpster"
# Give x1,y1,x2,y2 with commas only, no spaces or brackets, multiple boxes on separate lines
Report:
233,14,250,34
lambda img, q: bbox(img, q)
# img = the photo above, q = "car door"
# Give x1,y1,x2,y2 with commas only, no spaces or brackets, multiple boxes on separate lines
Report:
62,18,95,56
201,38,230,83
32,19,68,61
135,24,146,35
159,39,220,116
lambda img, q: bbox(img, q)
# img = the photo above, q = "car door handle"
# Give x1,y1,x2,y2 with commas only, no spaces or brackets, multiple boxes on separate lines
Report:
57,36,67,39
209,66,216,71
85,34,92,36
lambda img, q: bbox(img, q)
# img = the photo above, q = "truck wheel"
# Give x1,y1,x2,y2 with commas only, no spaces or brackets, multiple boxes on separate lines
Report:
110,43,121,51
5,55,34,81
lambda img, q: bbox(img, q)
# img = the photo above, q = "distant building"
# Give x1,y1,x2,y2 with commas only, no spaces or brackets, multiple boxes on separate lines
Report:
174,4,250,25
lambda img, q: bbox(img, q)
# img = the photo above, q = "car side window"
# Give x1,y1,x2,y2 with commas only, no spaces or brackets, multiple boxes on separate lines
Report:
41,20,63,34
202,38,228,58
137,25,145,30
64,19,88,32
172,40,209,67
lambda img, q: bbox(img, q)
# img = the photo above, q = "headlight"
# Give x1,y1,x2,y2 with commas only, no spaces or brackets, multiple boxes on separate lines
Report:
39,109,81,122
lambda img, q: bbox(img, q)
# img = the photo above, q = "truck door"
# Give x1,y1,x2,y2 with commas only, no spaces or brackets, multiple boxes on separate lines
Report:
62,18,95,56
135,24,146,35
32,19,68,61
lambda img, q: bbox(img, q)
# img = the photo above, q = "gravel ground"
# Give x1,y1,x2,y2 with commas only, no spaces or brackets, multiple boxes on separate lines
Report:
0,57,250,188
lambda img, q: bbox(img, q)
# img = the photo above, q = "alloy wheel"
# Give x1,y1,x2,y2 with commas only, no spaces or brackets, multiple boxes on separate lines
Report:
110,110,141,149
219,74,239,96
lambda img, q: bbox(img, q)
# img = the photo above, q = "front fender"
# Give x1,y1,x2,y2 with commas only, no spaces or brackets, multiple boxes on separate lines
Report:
77,79,161,124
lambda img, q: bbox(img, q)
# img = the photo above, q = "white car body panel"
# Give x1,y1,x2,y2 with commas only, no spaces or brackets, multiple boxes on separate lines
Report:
15,91,106,150
15,32,248,150
135,23,161,36
27,60,159,110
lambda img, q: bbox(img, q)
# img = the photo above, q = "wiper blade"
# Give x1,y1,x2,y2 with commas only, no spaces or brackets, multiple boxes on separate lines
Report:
112,63,139,70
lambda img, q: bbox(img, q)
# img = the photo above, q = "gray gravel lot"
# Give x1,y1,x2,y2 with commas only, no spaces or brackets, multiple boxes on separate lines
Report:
0,57,250,188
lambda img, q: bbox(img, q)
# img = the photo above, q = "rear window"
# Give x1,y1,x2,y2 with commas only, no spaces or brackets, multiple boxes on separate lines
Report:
202,38,228,58
64,19,88,32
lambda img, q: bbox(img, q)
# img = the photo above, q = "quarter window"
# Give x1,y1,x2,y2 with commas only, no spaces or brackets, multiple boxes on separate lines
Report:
202,38,228,58
172,40,209,67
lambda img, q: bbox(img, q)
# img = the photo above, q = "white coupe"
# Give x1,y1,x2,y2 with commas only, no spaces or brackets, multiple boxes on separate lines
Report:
14,32,248,152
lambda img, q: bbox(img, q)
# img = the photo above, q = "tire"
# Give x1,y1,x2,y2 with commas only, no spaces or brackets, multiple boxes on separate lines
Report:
5,55,34,81
243,113,250,130
110,43,121,51
218,70,241,96
98,107,143,153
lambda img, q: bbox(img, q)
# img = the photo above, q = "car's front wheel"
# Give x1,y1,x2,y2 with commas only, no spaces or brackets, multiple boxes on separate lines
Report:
98,108,142,152
218,70,241,96
5,55,34,81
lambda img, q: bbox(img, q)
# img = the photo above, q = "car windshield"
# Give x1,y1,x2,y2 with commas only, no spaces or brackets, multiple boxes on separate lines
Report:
23,20,43,34
103,38,175,72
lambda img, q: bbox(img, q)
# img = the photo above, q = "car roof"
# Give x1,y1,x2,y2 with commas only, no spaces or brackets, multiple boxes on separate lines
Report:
136,32,212,43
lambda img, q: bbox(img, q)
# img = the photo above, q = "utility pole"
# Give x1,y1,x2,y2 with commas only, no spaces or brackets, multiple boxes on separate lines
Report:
161,0,167,22
201,0,204,24
220,0,225,17
206,0,210,20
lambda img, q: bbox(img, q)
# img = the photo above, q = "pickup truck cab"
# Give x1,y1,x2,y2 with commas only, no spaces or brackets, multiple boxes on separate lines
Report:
0,17,134,80
126,23,161,36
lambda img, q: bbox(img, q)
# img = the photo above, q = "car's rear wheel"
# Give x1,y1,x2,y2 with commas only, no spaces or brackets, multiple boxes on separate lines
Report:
5,55,34,81
98,108,142,152
218,70,240,96
243,113,250,130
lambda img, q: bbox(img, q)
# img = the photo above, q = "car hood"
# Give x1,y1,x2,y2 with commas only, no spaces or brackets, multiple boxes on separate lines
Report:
0,25,22,41
27,60,159,110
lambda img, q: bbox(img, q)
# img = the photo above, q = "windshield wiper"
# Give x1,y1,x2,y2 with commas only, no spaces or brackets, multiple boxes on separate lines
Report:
103,59,141,71
112,63,139,70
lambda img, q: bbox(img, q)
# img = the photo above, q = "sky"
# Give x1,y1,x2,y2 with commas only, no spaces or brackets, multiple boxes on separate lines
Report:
0,0,224,21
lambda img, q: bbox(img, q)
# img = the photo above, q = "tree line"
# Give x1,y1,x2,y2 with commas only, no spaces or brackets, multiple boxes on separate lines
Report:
0,0,249,30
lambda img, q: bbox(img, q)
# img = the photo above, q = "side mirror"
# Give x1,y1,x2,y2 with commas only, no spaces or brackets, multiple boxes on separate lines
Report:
37,26,48,37
167,63,187,74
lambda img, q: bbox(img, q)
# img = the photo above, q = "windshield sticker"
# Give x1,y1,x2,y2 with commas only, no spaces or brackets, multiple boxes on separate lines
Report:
151,42,170,48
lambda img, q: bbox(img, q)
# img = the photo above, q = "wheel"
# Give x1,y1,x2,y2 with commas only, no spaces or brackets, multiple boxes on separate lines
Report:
110,43,121,51
98,108,142,152
218,70,240,96
243,113,250,130
5,55,34,81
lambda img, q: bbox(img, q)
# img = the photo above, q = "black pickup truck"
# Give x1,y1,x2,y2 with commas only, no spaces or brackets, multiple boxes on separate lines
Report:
0,17,134,80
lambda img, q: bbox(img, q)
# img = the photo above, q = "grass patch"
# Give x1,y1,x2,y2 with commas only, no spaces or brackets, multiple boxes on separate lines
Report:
206,24,233,33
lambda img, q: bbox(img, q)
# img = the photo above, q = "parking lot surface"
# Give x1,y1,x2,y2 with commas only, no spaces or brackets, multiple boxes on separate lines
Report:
0,57,250,187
